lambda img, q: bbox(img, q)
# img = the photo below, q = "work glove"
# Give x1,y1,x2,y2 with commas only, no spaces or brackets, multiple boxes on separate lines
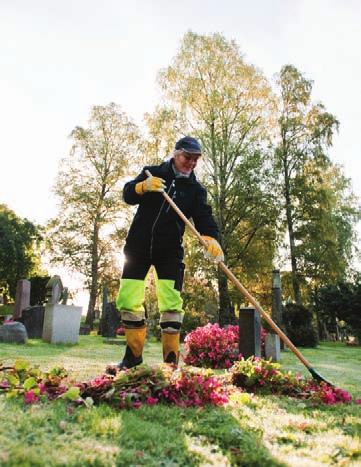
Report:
135,175,166,195
201,236,224,263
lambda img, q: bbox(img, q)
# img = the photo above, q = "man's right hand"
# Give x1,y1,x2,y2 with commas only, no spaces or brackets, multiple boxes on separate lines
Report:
135,175,166,195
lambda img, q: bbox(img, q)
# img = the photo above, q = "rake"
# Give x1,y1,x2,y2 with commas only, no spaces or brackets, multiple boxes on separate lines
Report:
145,170,333,385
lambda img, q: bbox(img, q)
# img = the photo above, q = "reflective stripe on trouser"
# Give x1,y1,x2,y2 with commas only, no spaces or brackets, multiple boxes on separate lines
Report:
116,253,185,325
116,278,146,322
116,277,184,324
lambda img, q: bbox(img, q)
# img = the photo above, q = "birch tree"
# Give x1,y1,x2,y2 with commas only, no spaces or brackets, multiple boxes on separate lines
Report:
274,65,358,304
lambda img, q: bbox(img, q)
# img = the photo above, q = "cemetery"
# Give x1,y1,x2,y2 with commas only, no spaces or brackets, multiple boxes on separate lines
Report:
1,271,361,466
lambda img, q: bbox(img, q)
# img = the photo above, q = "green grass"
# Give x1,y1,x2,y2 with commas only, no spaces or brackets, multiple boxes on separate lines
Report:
1,338,361,466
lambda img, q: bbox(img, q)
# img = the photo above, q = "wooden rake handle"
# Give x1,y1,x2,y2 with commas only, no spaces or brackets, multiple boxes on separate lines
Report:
144,169,314,372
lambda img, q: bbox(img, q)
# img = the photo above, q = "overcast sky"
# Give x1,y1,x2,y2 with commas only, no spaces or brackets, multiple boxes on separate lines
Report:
1,0,361,225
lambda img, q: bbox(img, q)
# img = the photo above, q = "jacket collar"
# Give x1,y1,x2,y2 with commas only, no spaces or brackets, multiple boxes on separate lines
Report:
162,158,197,184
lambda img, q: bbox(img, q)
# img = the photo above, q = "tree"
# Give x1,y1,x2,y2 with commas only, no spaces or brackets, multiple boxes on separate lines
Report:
294,163,359,291
313,279,361,343
157,31,279,326
0,204,41,300
274,65,342,304
47,103,139,328
282,302,319,347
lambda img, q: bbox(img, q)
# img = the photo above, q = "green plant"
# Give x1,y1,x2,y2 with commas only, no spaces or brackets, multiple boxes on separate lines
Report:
230,356,354,405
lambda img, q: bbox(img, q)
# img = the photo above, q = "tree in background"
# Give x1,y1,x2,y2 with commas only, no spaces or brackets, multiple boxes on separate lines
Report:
47,103,139,328
282,302,319,348
273,64,355,304
0,204,41,300
313,278,361,343
157,31,280,326
295,163,359,293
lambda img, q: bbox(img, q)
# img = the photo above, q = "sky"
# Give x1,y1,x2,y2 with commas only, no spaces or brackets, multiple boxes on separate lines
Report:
1,0,361,225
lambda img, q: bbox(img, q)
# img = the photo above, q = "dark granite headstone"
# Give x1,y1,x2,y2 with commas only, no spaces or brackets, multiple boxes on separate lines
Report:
238,307,261,359
17,306,45,339
102,302,120,338
0,322,28,344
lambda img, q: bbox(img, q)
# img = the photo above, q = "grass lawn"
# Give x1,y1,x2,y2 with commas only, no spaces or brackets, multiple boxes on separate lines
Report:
1,337,360,466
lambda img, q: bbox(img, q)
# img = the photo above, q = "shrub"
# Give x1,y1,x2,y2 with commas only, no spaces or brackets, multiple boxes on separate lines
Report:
183,323,241,369
183,323,267,369
29,275,51,306
282,302,319,347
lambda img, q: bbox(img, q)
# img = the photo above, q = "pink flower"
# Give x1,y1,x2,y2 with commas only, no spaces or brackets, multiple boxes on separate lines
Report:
357,399,361,405
38,382,46,394
25,390,39,404
146,397,158,406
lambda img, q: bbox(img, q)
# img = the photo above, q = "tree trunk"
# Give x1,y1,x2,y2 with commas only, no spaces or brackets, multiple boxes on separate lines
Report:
284,163,302,305
288,220,302,305
218,268,236,327
85,221,100,329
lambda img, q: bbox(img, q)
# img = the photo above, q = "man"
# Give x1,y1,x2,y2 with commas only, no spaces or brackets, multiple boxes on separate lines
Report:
115,136,223,369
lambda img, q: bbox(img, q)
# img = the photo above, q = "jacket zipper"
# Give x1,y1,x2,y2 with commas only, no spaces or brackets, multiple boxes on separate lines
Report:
149,181,175,258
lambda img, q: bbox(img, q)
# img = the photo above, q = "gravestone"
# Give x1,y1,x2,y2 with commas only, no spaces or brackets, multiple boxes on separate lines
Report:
272,269,284,349
238,307,261,359
102,302,120,338
13,279,31,319
17,306,45,339
42,304,82,344
46,275,63,304
265,333,281,362
42,275,82,344
0,322,28,344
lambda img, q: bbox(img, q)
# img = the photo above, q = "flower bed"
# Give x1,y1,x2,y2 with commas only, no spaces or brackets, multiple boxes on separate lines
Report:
1,357,357,409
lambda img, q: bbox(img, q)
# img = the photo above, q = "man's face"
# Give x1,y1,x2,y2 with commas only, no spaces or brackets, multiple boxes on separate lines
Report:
174,151,202,175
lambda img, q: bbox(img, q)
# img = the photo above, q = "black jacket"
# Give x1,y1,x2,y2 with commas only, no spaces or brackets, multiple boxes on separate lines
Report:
123,158,219,260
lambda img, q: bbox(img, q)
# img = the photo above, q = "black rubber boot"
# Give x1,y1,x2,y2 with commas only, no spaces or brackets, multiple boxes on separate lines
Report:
117,326,146,370
118,345,143,370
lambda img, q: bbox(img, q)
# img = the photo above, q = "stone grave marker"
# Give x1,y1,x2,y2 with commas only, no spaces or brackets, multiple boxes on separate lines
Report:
18,306,45,339
0,322,28,344
42,304,82,344
238,307,261,359
46,275,63,304
102,302,120,338
13,279,31,319
42,275,82,344
265,333,281,362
